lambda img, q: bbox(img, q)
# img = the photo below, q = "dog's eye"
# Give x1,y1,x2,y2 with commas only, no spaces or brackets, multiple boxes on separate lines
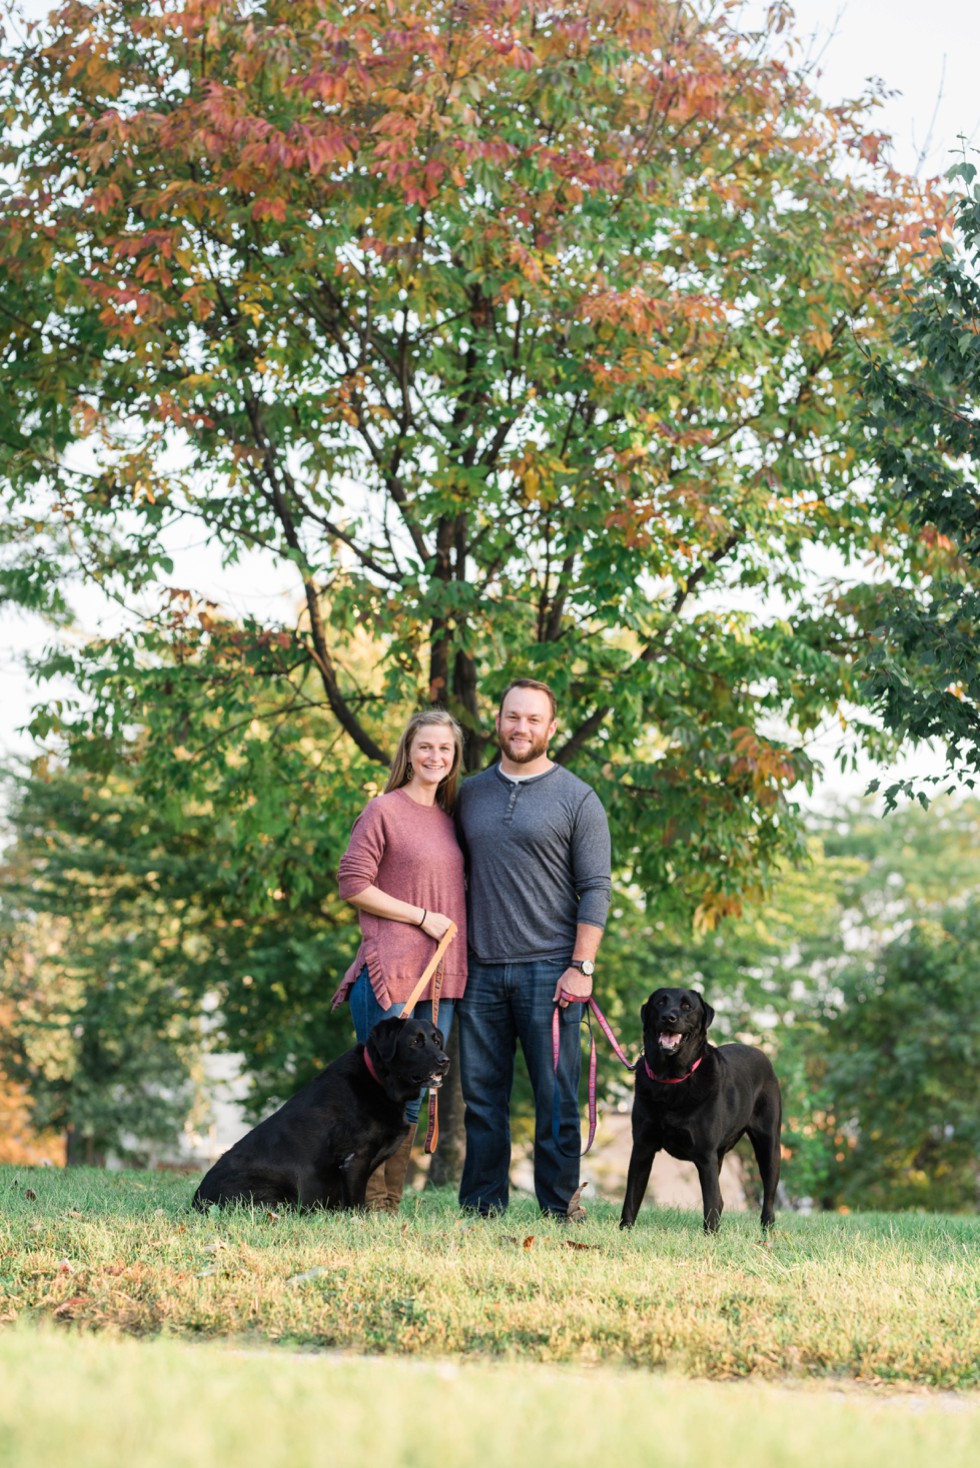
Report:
680,999,691,1010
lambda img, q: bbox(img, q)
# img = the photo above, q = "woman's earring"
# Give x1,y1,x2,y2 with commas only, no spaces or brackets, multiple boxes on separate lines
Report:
406,762,414,779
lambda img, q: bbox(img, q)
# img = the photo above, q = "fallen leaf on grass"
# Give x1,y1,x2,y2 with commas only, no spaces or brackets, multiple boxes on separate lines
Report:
68,1209,84,1219
23,1189,37,1202
103,1264,125,1277
56,1259,74,1275
501,1233,596,1251
266,1211,280,1223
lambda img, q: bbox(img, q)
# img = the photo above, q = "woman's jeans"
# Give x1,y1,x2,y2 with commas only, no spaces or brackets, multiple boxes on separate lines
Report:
457,954,582,1218
348,967,455,1127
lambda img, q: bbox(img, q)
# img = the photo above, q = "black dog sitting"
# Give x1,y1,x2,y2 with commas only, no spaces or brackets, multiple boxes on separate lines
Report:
192,1016,449,1211
620,987,781,1234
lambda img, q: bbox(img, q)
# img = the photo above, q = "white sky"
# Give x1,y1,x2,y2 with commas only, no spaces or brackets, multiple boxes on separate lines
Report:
2,1,979,803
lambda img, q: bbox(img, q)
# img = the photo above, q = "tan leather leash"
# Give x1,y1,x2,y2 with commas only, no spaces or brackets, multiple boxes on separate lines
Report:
399,921,457,1153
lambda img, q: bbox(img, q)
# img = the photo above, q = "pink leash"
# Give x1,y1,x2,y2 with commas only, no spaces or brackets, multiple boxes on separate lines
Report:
551,995,638,1157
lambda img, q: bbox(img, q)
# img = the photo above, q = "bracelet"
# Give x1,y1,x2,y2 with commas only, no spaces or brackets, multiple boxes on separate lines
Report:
417,908,427,928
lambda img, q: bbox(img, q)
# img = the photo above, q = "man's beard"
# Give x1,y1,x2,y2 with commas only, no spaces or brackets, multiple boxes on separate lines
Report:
498,729,550,764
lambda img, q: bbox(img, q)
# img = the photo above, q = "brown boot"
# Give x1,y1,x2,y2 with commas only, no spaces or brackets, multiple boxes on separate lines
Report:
379,1126,416,1212
364,1163,389,1212
364,1126,415,1213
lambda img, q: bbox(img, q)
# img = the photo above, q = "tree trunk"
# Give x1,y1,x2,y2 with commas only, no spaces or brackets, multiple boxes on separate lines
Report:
65,1126,106,1168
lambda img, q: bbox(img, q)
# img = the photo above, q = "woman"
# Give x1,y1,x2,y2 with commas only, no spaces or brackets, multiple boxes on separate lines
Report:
332,709,467,1211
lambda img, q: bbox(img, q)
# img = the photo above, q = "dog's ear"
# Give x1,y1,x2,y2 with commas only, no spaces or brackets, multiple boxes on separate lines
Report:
640,1000,649,1027
698,994,715,1030
367,1017,403,1068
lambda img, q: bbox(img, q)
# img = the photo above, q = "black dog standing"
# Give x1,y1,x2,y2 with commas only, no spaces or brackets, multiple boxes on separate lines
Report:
620,987,782,1234
192,1017,449,1212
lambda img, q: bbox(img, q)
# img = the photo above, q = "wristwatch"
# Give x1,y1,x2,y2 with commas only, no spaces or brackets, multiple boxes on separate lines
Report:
569,959,595,976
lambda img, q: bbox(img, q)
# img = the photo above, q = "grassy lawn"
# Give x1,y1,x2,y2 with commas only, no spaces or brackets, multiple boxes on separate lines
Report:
2,1327,979,1468
2,1164,978,1392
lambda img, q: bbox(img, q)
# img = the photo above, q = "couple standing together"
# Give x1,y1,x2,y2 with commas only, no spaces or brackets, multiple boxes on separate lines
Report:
331,678,612,1219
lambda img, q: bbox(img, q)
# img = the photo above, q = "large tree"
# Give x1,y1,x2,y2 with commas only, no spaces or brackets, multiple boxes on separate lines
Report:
0,0,945,925
859,159,980,804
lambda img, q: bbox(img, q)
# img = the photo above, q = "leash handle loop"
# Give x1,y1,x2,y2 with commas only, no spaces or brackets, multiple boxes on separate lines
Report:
399,921,457,1019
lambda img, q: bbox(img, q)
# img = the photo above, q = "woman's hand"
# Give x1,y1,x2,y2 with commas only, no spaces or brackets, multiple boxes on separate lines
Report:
419,909,454,941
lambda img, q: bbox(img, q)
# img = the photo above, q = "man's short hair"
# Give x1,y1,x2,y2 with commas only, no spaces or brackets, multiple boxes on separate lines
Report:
498,678,557,719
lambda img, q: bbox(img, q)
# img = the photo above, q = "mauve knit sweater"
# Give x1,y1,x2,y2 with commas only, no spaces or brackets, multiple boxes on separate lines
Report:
332,787,467,1010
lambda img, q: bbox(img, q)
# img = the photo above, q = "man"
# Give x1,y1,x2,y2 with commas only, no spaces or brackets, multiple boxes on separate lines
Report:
455,678,611,1219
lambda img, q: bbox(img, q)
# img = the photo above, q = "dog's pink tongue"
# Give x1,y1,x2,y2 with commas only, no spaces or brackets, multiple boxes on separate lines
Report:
659,1032,682,1050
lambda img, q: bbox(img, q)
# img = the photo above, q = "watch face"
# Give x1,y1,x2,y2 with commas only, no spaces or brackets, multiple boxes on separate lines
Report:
579,960,595,976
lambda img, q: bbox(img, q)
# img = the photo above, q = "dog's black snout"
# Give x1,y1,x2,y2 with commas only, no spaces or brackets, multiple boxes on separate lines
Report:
662,1009,678,1027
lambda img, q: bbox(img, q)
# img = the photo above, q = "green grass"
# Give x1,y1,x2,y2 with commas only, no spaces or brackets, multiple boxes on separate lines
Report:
1,1326,979,1468
2,1164,978,1392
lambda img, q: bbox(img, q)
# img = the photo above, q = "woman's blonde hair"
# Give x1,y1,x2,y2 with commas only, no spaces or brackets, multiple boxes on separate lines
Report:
384,709,465,813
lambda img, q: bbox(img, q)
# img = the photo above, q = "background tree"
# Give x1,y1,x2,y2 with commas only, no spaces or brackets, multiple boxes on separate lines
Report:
0,741,365,1162
815,906,980,1211
859,159,980,803
0,0,944,911
0,996,64,1166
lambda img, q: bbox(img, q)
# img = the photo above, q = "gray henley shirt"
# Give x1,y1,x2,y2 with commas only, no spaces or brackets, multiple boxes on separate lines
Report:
455,763,612,963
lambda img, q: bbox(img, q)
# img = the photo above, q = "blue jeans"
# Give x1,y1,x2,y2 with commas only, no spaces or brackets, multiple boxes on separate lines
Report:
457,954,582,1217
348,967,455,1127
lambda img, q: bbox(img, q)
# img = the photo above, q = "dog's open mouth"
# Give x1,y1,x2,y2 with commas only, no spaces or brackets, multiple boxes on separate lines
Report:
658,1032,683,1052
426,1072,447,1089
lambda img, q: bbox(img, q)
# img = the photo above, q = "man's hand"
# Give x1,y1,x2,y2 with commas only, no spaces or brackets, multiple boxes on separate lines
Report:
553,968,593,1008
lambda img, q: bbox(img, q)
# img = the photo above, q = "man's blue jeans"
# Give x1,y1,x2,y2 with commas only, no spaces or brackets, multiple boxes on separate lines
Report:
457,954,583,1217
348,967,456,1127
